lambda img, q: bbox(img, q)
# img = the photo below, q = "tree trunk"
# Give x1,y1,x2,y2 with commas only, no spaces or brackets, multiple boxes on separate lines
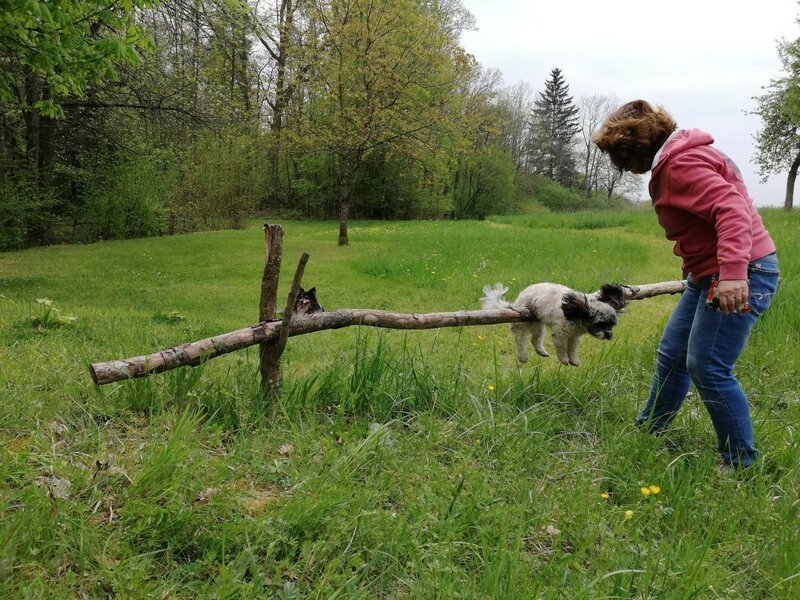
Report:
583,144,591,195
23,69,41,175
37,86,55,191
338,201,350,246
89,279,688,385
192,0,201,129
239,32,250,118
785,151,800,210
266,0,294,204
338,166,354,245
0,101,8,183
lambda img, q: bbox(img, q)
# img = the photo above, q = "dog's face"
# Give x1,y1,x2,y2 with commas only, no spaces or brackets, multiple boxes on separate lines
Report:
561,284,627,340
294,287,324,315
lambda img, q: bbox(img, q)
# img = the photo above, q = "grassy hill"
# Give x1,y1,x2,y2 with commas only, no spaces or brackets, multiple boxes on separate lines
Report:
1,210,798,597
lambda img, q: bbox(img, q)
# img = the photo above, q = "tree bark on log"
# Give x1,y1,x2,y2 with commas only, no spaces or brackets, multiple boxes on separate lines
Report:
89,279,687,385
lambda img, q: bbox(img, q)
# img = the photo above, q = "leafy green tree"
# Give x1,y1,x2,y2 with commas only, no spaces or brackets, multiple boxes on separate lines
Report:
447,62,518,218
526,67,580,187
0,0,153,117
0,0,155,246
298,0,469,245
753,37,800,210
452,146,515,219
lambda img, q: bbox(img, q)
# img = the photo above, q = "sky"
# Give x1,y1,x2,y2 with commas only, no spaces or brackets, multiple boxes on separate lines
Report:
459,0,799,206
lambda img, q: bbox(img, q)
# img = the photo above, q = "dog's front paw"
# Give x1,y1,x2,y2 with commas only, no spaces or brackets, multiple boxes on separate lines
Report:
516,355,529,364
568,359,580,367
557,356,571,366
535,348,550,358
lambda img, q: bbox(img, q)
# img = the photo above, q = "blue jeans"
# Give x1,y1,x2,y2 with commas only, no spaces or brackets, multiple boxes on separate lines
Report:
636,253,780,467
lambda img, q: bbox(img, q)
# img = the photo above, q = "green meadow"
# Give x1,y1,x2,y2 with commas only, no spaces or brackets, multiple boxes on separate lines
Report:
1,210,799,598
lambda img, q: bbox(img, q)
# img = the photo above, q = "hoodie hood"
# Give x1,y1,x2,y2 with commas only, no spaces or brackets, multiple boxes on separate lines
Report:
651,128,715,174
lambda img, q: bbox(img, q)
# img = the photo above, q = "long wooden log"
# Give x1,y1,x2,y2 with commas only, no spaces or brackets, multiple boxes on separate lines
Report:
89,280,687,385
620,279,687,300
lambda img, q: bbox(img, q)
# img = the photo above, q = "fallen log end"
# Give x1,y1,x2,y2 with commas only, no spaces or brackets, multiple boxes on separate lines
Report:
90,360,137,385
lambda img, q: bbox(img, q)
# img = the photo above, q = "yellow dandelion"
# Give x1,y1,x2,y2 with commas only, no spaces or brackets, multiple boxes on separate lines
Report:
640,487,651,496
624,510,634,520
477,335,484,341
487,385,496,392
649,485,661,495
599,492,609,500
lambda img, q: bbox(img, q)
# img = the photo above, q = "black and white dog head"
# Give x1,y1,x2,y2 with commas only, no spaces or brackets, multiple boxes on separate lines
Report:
294,287,324,315
561,284,627,341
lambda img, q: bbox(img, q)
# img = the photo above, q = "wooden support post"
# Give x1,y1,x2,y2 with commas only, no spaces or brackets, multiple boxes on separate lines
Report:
261,252,309,399
259,224,283,396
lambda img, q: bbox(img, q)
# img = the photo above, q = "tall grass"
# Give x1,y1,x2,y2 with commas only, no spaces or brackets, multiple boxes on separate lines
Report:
1,210,798,597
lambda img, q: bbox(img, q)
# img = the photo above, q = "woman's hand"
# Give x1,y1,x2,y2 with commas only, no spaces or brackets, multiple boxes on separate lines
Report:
717,279,749,314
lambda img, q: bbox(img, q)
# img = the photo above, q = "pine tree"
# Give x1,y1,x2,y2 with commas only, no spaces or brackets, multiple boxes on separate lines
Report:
526,67,580,187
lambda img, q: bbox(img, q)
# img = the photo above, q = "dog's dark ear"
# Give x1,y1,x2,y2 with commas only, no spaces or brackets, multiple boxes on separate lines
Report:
562,292,591,322
298,287,306,295
307,287,316,295
598,284,627,311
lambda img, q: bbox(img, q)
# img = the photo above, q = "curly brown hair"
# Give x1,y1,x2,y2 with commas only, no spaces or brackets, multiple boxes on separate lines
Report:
592,100,677,174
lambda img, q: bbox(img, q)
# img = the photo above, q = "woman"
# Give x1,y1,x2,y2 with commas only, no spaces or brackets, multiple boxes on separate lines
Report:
593,100,780,468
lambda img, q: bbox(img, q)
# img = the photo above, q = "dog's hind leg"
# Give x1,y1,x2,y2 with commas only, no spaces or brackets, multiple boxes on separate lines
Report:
531,322,549,357
509,323,530,363
551,326,573,366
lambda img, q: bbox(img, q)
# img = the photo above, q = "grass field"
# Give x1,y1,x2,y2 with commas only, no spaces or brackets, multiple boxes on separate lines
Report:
1,209,799,598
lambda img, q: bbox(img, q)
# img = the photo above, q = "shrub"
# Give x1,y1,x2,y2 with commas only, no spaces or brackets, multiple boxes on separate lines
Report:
175,135,263,231
531,178,633,212
0,178,52,250
84,148,175,240
452,147,516,219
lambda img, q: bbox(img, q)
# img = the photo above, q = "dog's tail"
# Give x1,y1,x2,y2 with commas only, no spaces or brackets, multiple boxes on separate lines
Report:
481,283,510,310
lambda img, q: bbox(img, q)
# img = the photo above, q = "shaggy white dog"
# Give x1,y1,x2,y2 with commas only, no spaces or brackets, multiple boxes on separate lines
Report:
481,282,627,366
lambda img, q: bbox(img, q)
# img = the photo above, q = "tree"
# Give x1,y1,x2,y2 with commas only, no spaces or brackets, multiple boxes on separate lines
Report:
300,0,469,245
753,36,800,210
595,152,642,203
577,93,618,196
451,146,515,219
496,81,535,173
526,67,580,187
0,0,152,116
0,0,156,247
0,0,152,188
252,0,320,204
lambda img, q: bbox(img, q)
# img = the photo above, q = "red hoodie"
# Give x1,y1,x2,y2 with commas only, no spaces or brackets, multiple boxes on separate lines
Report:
649,128,776,281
